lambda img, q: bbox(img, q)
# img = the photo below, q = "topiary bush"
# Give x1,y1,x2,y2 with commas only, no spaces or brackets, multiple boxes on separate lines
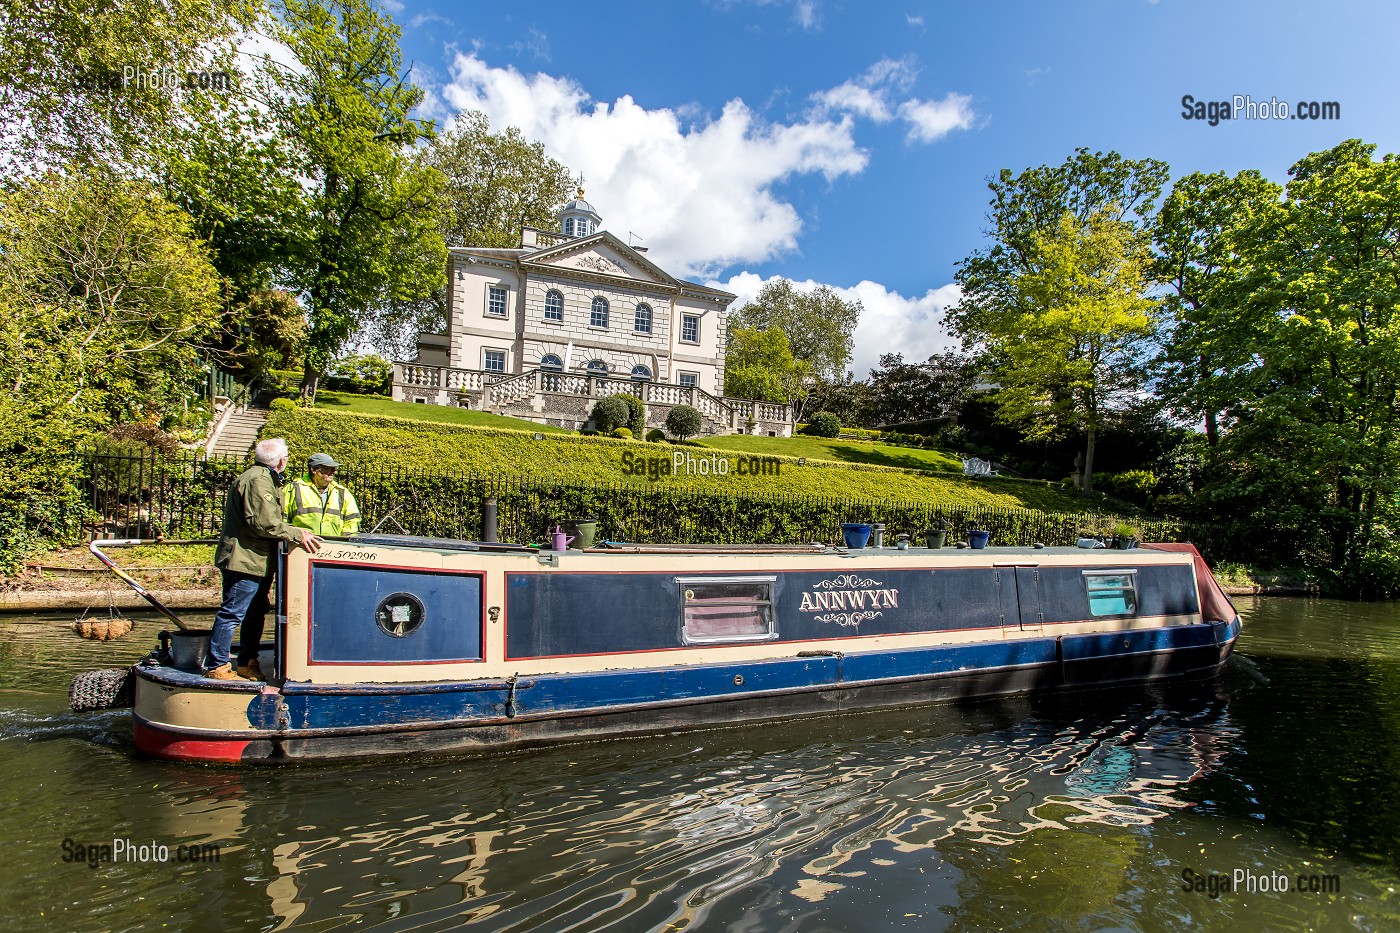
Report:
803,411,841,438
269,397,297,413
615,393,646,439
611,427,633,439
645,428,666,443
665,405,704,442
590,395,631,433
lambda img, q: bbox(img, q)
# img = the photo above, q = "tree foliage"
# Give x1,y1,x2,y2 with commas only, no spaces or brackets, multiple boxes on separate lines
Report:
723,326,810,405
867,351,977,428
665,405,704,442
730,280,861,381
262,0,445,396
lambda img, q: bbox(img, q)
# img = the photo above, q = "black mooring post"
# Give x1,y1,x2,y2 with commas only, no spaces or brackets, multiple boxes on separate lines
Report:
482,497,498,543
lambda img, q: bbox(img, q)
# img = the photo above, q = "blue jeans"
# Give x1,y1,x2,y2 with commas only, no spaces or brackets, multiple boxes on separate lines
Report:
207,570,273,670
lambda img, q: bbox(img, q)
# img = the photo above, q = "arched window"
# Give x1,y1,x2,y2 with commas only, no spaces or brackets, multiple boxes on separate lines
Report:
590,296,609,328
544,290,564,321
540,354,563,371
634,303,652,334
630,364,652,382
586,359,609,375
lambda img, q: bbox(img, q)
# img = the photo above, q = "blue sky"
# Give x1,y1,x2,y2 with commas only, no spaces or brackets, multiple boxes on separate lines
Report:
377,0,1399,375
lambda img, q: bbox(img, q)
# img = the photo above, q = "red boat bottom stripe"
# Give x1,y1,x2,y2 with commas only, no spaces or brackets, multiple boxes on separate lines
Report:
134,721,252,763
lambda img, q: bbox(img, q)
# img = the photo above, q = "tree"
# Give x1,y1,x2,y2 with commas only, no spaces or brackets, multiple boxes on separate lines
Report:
730,280,862,381
262,0,446,399
723,326,810,406
1202,141,1400,594
666,405,703,442
867,351,977,428
427,111,575,248
951,149,1169,491
952,209,1159,493
1152,170,1284,446
0,170,222,571
0,0,257,171
590,396,631,433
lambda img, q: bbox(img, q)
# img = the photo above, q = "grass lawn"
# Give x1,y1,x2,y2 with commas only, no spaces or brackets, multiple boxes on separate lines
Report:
311,392,572,433
696,433,965,473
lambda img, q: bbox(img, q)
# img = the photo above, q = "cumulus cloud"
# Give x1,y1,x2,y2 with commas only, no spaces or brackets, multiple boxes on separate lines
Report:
716,272,963,377
439,53,869,277
812,58,975,143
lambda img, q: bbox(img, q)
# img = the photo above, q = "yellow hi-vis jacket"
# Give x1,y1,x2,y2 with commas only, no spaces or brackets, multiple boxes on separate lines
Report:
284,475,361,536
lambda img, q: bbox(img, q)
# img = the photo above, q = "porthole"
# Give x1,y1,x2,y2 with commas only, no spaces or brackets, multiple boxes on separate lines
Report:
376,593,425,637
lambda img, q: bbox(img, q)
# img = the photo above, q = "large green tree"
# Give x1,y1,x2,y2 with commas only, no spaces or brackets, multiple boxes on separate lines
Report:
729,279,862,382
1152,170,1284,446
1201,141,1400,594
951,149,1169,491
0,170,222,571
262,0,445,398
723,326,810,406
365,112,575,359
0,0,258,171
952,210,1159,493
867,351,977,427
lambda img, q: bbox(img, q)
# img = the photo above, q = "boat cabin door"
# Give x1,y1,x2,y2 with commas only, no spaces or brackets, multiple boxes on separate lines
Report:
996,563,1043,636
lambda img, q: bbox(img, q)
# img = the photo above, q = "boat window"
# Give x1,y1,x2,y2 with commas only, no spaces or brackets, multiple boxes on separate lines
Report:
1084,571,1138,617
677,576,777,644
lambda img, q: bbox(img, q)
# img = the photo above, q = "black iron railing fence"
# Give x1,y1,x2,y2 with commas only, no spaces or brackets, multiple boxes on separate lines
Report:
77,449,1260,561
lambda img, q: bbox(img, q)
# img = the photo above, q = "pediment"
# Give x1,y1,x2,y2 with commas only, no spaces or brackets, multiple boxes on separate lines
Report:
525,232,678,288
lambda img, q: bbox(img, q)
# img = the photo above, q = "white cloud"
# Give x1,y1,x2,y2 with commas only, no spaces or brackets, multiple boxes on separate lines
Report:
715,272,963,377
381,0,405,11
897,93,975,143
812,58,974,144
439,53,869,277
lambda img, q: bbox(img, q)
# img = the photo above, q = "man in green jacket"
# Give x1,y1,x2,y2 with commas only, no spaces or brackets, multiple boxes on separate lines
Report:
284,452,361,536
208,438,323,681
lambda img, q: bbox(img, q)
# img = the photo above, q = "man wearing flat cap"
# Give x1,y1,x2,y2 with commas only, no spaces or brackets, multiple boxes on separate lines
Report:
284,452,362,537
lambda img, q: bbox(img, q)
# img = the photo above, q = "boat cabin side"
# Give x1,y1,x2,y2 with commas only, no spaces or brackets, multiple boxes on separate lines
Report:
275,541,1210,687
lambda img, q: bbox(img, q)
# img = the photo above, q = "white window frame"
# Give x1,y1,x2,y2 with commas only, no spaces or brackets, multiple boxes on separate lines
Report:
486,284,508,318
590,296,609,329
585,359,609,375
1083,569,1139,618
677,371,699,388
677,575,778,645
482,348,508,374
543,289,564,322
681,314,700,344
634,303,653,334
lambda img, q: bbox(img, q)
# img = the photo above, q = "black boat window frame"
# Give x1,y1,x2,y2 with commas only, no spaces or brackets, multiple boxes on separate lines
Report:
676,575,778,645
1083,569,1139,617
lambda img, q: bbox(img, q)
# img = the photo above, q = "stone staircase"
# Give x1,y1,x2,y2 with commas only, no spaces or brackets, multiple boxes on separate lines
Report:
208,394,271,458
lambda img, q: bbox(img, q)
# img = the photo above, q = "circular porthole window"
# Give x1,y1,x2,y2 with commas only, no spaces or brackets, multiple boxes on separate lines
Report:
375,593,425,637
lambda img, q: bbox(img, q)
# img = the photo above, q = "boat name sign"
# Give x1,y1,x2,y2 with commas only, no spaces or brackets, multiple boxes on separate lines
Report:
798,575,899,627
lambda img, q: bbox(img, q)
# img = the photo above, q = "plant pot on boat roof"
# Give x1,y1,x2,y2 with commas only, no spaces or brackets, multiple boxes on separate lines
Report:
1110,522,1140,550
924,520,948,549
967,526,990,550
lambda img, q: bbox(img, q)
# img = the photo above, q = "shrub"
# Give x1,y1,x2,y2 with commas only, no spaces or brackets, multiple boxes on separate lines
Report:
611,427,633,439
665,405,704,442
615,393,646,439
804,412,841,438
1094,469,1158,506
590,396,631,433
269,398,297,413
645,428,666,442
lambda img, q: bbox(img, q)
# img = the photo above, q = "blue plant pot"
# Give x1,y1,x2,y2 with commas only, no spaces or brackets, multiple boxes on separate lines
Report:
840,523,872,549
968,530,990,549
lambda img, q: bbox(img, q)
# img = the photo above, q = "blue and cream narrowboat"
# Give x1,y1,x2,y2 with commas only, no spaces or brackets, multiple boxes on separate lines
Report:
115,536,1239,763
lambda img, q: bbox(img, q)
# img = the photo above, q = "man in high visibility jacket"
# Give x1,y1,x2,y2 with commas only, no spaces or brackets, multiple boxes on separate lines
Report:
284,452,362,536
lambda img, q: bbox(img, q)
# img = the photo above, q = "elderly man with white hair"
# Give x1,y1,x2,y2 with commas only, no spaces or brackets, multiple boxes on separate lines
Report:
208,437,323,680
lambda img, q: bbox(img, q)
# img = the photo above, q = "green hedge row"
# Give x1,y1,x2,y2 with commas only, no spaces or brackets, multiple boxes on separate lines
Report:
263,407,1110,514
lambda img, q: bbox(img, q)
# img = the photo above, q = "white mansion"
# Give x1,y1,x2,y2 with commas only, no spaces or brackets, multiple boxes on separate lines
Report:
392,192,793,436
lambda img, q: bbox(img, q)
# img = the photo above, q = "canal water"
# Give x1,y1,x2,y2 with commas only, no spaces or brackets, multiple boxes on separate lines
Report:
0,598,1397,932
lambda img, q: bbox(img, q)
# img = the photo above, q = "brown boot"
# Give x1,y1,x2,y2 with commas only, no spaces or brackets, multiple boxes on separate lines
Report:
205,664,249,681
235,659,264,681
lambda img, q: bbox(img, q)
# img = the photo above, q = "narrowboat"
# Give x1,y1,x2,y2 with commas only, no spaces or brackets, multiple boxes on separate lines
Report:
79,536,1240,763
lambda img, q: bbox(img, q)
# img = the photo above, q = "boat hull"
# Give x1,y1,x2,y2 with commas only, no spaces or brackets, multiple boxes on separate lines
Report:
131,617,1240,763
